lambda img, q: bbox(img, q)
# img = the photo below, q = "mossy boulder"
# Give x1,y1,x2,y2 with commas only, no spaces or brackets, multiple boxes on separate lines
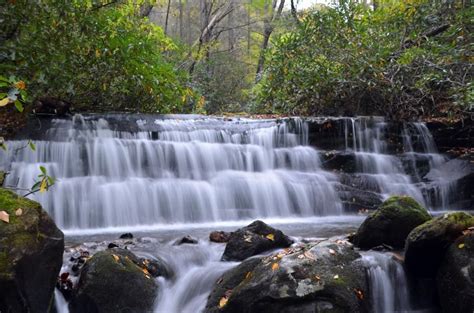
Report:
69,248,159,313
0,171,5,186
405,212,474,277
222,220,294,261
437,233,474,313
351,196,431,249
0,188,64,313
206,237,369,313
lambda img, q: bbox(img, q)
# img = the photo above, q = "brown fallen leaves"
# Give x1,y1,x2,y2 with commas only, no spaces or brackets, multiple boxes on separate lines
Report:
218,290,233,309
0,211,9,223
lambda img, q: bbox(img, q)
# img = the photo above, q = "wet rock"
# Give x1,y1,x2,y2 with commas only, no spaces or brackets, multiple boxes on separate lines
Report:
69,248,160,313
119,232,133,239
57,272,74,301
351,196,431,249
321,151,357,173
335,183,383,212
222,220,294,261
405,212,474,277
0,171,6,186
437,232,474,313
210,231,232,243
173,235,199,245
0,188,64,313
107,242,119,249
206,237,369,313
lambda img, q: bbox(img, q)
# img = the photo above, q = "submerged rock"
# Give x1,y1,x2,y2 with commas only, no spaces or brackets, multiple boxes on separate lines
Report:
69,248,162,313
0,188,64,313
351,196,431,249
210,231,232,243
173,235,199,245
437,232,474,313
206,237,369,313
119,232,133,239
405,212,474,277
222,220,293,261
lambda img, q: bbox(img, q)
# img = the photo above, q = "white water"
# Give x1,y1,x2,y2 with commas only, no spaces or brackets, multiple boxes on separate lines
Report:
362,252,413,313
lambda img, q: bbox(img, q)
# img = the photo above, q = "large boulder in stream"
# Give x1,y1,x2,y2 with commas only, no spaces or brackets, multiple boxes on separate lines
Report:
69,248,160,313
405,212,474,277
0,188,64,313
351,196,431,249
206,237,369,313
437,232,474,313
222,220,294,261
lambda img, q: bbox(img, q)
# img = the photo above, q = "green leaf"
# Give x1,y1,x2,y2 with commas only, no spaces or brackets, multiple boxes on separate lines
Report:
14,100,24,112
39,166,47,175
28,141,36,151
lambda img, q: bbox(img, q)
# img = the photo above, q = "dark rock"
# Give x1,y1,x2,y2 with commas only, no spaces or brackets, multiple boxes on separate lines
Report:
119,233,133,239
321,151,357,173
0,188,64,313
405,212,474,277
210,231,232,243
206,237,369,313
107,243,119,249
437,232,474,313
335,183,383,212
69,248,159,313
33,96,71,116
222,220,293,261
57,272,74,301
139,256,174,280
351,196,431,249
173,235,198,245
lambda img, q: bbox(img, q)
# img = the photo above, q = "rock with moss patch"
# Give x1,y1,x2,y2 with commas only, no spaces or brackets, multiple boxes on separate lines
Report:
0,171,5,186
351,196,431,249
69,248,159,313
437,233,474,313
405,212,474,277
222,220,294,261
206,237,369,313
0,188,64,313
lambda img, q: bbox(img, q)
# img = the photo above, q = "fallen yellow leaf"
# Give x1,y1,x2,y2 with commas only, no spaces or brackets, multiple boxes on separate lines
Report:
458,243,465,249
218,296,228,308
333,274,339,280
0,211,9,223
245,271,252,280
266,234,275,241
112,254,120,262
0,97,10,107
15,208,23,216
271,263,279,271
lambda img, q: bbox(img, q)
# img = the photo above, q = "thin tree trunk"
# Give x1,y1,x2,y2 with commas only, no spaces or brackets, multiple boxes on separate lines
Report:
178,0,184,39
255,0,285,81
164,0,172,35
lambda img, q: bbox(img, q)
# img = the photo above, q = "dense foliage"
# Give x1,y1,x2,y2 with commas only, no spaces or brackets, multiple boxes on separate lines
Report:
0,0,194,113
253,0,473,119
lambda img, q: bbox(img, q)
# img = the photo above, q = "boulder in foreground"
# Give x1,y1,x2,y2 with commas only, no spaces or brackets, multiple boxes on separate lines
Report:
405,212,474,277
69,248,160,313
0,188,64,313
207,237,369,313
222,220,293,261
351,196,431,249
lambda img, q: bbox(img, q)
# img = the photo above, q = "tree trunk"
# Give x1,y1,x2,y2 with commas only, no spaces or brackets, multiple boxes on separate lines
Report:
164,0,172,35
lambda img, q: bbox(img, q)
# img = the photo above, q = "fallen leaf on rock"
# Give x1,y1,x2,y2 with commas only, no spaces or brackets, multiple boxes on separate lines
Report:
245,271,252,280
271,263,279,271
333,274,339,280
216,277,223,285
244,235,252,243
458,243,465,249
112,254,120,262
218,297,228,308
265,233,275,241
297,254,305,259
304,251,316,260
354,288,364,300
329,249,336,255
15,208,23,216
0,211,9,223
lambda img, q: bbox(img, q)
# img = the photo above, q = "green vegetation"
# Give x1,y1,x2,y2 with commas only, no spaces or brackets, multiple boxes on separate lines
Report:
253,0,473,119
0,0,472,118
1,0,195,113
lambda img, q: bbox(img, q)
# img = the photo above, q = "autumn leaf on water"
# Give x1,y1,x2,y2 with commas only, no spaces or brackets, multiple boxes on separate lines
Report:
265,233,275,241
0,211,9,223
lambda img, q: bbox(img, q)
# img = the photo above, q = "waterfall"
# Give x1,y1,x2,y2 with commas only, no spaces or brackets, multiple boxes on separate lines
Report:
362,252,412,313
1,115,342,230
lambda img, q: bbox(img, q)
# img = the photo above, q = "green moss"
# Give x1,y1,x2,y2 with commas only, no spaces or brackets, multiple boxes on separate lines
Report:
381,195,426,212
445,212,474,227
